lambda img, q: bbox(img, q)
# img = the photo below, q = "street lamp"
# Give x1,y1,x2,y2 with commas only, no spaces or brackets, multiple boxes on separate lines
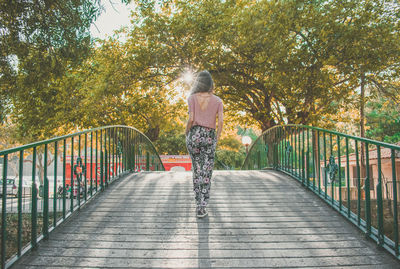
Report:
241,135,252,154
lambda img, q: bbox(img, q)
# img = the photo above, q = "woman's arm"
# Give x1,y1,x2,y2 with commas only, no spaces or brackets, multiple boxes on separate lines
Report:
216,114,223,142
185,111,194,135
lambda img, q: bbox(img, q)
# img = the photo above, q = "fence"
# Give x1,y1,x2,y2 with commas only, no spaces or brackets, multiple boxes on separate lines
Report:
243,124,400,259
0,125,164,269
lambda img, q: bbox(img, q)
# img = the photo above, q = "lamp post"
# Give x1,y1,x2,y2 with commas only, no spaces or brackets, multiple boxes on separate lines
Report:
242,135,252,155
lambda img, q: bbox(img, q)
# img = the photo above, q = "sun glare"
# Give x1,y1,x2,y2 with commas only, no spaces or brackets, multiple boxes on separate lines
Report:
182,71,194,84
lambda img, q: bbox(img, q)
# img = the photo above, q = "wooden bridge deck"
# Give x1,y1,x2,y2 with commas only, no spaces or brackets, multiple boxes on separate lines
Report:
14,171,400,268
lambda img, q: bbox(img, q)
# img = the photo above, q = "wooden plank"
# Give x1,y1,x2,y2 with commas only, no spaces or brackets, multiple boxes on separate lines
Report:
15,171,400,268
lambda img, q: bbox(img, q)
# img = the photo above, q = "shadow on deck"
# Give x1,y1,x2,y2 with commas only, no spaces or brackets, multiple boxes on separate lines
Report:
13,171,400,268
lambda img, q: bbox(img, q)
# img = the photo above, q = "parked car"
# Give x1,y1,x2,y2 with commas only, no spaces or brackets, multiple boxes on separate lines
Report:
0,178,18,197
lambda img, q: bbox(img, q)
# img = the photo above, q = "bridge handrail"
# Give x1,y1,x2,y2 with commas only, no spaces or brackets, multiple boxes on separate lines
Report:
243,124,400,260
0,125,164,269
243,124,400,166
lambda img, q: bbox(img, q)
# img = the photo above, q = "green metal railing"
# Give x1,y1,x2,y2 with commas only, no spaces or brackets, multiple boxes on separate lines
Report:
243,124,400,259
0,125,164,269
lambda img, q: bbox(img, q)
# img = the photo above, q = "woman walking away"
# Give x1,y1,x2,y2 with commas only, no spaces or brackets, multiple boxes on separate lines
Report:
185,70,224,218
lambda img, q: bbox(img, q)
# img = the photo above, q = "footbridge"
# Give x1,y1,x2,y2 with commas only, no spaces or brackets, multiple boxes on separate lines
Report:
1,125,400,268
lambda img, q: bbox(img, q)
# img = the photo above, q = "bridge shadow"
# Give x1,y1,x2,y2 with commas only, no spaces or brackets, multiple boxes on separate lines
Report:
197,216,211,268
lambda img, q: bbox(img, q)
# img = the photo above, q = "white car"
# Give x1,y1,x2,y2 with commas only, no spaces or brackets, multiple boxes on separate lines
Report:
0,178,18,197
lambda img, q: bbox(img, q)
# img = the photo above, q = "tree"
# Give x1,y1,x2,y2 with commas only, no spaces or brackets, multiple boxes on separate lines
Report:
128,0,400,132
366,97,400,143
0,0,103,141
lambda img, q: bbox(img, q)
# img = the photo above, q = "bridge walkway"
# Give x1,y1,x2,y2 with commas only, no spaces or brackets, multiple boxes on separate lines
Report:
14,171,400,268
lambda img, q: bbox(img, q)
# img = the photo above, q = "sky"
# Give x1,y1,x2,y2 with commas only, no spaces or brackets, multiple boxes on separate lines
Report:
90,1,136,40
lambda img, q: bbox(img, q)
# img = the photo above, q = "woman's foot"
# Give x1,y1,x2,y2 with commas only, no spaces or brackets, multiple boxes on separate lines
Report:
196,207,208,218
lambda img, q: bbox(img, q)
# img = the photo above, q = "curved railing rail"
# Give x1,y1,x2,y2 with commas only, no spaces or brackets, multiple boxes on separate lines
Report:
0,125,164,268
242,124,400,259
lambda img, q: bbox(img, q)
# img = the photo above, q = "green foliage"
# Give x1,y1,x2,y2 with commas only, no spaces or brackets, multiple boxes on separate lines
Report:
215,149,245,170
366,98,400,143
154,124,187,155
128,0,400,131
0,0,102,141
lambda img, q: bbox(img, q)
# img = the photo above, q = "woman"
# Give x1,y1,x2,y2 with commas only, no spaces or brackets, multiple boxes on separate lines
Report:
185,70,223,218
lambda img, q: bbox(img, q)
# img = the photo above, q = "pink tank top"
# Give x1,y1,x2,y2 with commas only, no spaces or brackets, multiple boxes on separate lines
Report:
188,94,223,129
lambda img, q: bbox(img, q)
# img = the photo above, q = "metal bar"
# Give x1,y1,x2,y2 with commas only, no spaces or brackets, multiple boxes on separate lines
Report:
125,128,128,172
43,144,49,238
70,137,74,212
31,147,37,249
17,151,23,256
84,134,87,202
376,145,384,245
126,128,129,172
346,138,351,218
317,131,321,194
306,128,310,187
100,130,104,191
338,135,342,211
105,148,108,187
391,149,399,255
365,142,371,236
330,134,334,204
323,133,327,199
63,139,66,219
90,133,93,196
1,154,8,268
53,142,57,228
302,128,305,185
312,130,315,190
112,128,115,178
146,152,150,171
294,127,297,177
77,135,81,208
109,128,111,182
290,128,294,175
105,129,108,184
355,140,361,225
283,127,286,171
95,131,98,192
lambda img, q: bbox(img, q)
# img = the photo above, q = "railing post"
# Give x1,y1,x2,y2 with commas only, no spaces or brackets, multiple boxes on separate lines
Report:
146,152,150,171
338,135,342,211
391,149,399,255
63,139,66,219
355,140,361,226
100,150,104,191
84,134,87,201
53,142,58,228
346,138,351,218
70,138,74,213
1,155,8,269
31,147,37,249
323,133,327,199
105,149,108,187
131,144,135,172
306,128,310,187
302,129,305,186
317,130,321,194
43,144,49,239
376,146,384,246
365,143,371,236
18,151,23,256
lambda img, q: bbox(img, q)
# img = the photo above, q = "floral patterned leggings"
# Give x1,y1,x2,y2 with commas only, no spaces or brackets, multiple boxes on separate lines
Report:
186,125,217,210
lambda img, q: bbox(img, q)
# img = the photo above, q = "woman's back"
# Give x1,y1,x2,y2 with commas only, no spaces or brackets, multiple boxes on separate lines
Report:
188,93,223,129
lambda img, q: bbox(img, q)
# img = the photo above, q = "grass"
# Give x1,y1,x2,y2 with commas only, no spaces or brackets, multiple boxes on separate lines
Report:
0,212,63,262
